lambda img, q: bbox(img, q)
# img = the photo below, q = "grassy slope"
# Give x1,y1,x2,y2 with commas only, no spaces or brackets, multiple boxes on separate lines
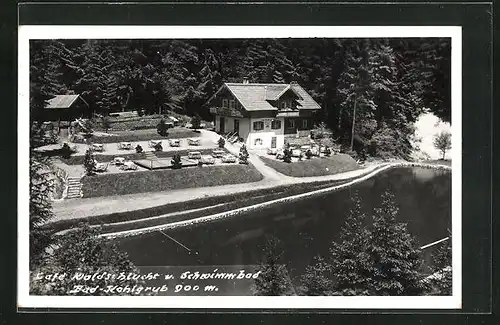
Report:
260,154,359,177
81,163,264,198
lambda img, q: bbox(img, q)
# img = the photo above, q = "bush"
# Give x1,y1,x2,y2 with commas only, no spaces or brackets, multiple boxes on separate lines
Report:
137,109,145,117
156,118,169,136
191,114,201,130
218,137,226,148
324,146,332,157
61,143,75,159
154,142,163,152
283,144,292,163
83,149,96,175
135,145,143,153
239,144,249,164
305,149,313,159
171,154,182,169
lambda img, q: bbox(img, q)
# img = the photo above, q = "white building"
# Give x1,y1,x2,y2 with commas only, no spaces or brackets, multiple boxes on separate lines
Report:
207,80,322,150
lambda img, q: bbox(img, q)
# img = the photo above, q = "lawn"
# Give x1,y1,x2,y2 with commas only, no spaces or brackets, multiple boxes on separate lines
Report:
424,159,452,167
72,128,200,144
261,154,359,177
81,163,263,198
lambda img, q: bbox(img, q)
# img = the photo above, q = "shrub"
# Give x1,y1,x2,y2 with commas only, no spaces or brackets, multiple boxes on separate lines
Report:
135,145,143,153
191,114,201,131
197,160,204,168
171,154,182,169
101,116,111,133
305,149,313,159
83,149,96,175
61,143,75,159
137,109,145,117
218,137,226,148
283,144,292,163
239,144,249,164
156,118,169,136
324,146,332,157
154,142,163,152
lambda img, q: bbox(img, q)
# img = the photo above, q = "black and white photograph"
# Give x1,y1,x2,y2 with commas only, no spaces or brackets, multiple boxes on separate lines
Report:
19,26,461,309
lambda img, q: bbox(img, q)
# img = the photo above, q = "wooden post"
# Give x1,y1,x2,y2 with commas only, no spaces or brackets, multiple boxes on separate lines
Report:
350,95,357,152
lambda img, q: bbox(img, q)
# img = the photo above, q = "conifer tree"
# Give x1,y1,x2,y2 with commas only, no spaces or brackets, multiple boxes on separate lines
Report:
363,191,428,295
29,154,55,268
253,235,295,296
239,144,249,164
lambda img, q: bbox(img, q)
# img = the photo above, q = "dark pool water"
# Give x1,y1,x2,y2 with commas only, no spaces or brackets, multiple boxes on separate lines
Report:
117,167,451,290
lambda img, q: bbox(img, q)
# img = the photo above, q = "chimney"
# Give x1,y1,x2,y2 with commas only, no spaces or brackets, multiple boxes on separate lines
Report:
242,77,249,84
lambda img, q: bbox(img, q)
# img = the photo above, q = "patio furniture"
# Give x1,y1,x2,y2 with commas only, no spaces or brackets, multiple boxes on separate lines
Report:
120,161,138,171
212,149,225,158
267,148,279,155
188,138,201,146
221,154,237,163
117,142,132,150
276,149,285,160
188,151,202,160
94,162,109,172
291,148,303,158
92,143,105,152
168,139,181,147
200,155,215,165
148,140,162,148
112,157,126,165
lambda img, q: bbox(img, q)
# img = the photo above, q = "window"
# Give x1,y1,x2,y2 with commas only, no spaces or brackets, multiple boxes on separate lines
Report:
302,119,308,129
271,120,282,130
287,119,295,128
222,99,228,108
280,101,286,109
253,121,264,131
229,100,235,109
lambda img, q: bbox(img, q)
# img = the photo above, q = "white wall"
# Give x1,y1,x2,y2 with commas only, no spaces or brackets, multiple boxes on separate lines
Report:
247,117,285,149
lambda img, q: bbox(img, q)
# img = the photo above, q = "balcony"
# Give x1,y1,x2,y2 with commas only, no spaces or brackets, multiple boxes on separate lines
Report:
209,106,244,117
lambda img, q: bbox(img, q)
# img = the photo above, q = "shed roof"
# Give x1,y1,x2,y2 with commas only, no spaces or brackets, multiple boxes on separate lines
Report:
46,95,86,109
209,83,321,112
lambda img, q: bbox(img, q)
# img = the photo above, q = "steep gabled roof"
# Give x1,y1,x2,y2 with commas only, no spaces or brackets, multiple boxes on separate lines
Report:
45,94,87,109
208,83,321,112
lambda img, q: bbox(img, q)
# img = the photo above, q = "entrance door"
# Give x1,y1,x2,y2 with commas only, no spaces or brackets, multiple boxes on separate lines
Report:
219,117,225,133
234,119,240,135
271,136,277,148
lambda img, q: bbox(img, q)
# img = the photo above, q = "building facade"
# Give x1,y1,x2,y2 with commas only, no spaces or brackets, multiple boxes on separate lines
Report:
207,81,321,150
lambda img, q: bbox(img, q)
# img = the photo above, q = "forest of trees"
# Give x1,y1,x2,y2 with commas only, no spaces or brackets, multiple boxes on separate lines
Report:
30,38,450,158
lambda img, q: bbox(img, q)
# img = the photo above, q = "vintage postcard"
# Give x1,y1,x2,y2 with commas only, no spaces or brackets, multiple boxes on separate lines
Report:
18,25,461,309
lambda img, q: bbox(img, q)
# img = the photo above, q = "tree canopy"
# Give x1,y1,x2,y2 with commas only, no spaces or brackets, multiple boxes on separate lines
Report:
31,38,451,158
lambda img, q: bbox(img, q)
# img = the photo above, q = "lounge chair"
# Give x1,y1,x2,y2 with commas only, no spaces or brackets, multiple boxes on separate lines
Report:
212,149,225,158
94,162,109,172
112,157,126,165
120,161,138,171
92,143,105,152
117,142,132,150
188,151,202,160
168,139,181,147
200,155,215,165
148,140,162,148
221,154,237,163
188,138,201,146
